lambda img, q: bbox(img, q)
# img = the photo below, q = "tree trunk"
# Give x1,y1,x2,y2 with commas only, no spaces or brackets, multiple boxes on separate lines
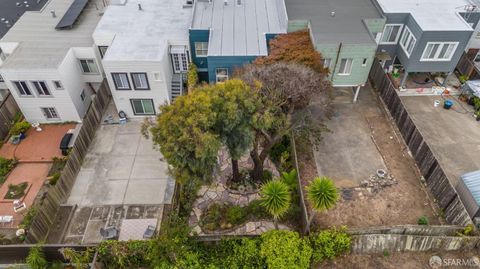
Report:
273,217,279,230
231,159,241,182
306,212,316,234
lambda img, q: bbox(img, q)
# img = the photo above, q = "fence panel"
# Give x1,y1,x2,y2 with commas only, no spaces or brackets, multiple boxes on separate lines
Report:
0,93,20,140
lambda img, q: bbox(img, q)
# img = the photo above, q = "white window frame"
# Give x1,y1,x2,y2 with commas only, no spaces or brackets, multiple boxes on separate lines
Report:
131,99,155,115
420,42,459,62
12,81,33,97
323,58,332,69
216,68,229,82
79,59,99,74
399,27,416,58
131,73,150,90
194,42,208,57
31,81,51,97
338,58,353,76
41,107,60,120
53,80,63,90
380,24,404,45
112,73,131,90
362,58,368,67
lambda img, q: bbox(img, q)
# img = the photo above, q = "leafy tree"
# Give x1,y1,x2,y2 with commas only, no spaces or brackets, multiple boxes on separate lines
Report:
241,63,333,181
260,230,312,269
187,63,199,91
306,177,339,232
59,247,94,269
26,245,47,269
254,30,329,74
309,227,351,263
260,180,291,228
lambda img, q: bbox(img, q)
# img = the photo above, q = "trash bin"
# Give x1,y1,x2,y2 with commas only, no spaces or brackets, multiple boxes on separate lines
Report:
444,99,453,110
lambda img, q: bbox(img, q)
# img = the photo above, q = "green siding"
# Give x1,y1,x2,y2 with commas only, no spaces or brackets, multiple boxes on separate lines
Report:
287,20,309,32
364,18,386,35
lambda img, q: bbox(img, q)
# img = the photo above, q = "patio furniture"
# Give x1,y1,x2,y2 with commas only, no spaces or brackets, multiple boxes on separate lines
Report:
143,225,156,239
100,227,118,240
13,200,26,213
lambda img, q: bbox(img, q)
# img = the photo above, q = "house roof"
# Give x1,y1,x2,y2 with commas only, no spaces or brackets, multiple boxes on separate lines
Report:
191,0,288,56
461,170,480,207
0,0,104,69
285,0,382,45
376,0,476,31
93,0,193,62
0,0,48,39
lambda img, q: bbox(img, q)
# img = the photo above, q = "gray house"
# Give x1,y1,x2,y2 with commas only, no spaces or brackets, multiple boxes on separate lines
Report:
375,0,480,87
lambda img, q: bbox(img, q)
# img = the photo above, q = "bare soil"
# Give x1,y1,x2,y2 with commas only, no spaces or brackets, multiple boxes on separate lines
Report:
298,87,441,229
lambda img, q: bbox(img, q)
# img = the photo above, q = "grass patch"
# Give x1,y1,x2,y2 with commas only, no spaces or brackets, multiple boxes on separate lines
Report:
4,182,28,199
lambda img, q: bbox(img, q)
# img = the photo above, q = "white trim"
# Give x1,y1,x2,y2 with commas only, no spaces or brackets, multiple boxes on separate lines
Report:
379,24,404,45
399,26,416,58
338,58,353,76
420,42,459,62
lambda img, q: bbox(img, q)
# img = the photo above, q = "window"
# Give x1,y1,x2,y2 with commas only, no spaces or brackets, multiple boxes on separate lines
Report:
98,46,108,59
41,107,59,120
172,53,189,73
216,68,229,82
338,59,353,75
80,90,86,101
380,24,403,44
13,81,32,96
323,58,332,69
31,81,51,96
131,99,155,115
399,27,416,57
362,58,368,67
53,81,63,90
131,73,150,90
421,42,458,61
79,59,99,74
112,73,130,90
195,42,208,57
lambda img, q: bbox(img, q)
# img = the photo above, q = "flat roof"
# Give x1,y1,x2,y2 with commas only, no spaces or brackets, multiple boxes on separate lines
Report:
0,0,105,69
285,0,382,45
93,0,192,62
376,0,475,31
192,0,288,56
0,0,49,38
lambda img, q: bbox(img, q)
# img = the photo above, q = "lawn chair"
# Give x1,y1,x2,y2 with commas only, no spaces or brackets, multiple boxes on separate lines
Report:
0,216,13,227
143,225,156,239
13,200,26,213
100,227,118,240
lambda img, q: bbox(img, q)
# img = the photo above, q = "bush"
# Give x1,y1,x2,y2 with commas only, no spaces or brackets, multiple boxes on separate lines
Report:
310,227,351,263
269,135,291,166
9,121,31,136
0,157,15,178
260,230,312,269
246,199,270,219
49,172,61,185
4,182,28,199
20,207,37,230
226,205,247,225
97,240,153,269
418,216,429,225
26,245,47,269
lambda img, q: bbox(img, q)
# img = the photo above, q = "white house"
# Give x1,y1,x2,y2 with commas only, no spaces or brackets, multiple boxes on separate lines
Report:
92,0,193,118
0,0,106,123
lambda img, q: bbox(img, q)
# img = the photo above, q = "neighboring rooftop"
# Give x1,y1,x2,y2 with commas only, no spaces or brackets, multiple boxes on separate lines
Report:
0,0,105,69
192,0,288,56
93,0,192,62
0,0,49,38
285,0,382,44
375,0,475,31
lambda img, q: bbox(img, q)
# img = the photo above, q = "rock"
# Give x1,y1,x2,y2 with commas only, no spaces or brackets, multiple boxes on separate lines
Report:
216,184,225,193
360,180,369,187
192,225,202,235
246,222,256,233
198,186,209,196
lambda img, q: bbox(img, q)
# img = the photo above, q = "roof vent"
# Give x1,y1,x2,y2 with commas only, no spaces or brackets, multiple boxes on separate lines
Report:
224,0,228,6
237,0,241,5
138,3,142,10
51,10,56,18
330,11,335,17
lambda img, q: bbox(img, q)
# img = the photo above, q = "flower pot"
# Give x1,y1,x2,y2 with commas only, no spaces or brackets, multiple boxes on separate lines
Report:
19,132,26,140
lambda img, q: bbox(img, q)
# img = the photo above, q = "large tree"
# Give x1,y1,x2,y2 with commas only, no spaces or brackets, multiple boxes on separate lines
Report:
241,63,333,181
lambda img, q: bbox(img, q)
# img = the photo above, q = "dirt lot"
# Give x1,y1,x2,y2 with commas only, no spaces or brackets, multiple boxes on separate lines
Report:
319,250,480,269
300,85,440,229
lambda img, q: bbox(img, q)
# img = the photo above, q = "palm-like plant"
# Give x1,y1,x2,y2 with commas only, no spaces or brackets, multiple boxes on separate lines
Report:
260,180,291,229
306,176,339,233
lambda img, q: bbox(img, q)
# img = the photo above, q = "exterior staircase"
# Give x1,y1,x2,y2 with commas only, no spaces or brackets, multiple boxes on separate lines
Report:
171,73,185,102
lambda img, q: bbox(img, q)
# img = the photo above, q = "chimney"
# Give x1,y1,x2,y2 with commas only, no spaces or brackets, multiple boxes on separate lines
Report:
51,10,56,17
138,3,142,10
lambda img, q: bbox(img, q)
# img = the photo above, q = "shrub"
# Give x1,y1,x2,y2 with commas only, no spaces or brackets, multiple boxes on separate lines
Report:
280,169,298,192
456,224,475,236
20,207,37,230
4,182,28,199
226,205,247,225
309,227,351,263
26,245,47,269
9,121,31,136
260,230,312,269
383,249,390,257
187,63,199,91
49,172,61,185
418,216,429,225
201,238,263,268
269,136,291,166
97,240,153,269
0,157,15,178
60,247,94,269
246,199,270,219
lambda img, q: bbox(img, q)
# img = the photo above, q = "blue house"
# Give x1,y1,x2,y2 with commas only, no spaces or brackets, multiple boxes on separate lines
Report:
189,0,288,83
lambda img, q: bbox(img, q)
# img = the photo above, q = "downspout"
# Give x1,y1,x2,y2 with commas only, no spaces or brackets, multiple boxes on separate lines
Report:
331,42,343,81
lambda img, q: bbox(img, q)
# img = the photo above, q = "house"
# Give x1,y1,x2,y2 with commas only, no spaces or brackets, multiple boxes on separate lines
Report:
189,0,288,83
284,0,385,101
92,0,193,118
375,0,480,88
0,0,106,123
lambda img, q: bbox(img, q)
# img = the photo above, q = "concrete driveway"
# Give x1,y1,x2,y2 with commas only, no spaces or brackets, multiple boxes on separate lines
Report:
67,120,174,207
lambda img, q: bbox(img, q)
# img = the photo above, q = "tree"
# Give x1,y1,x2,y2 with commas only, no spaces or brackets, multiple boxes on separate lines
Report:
254,30,328,74
260,180,291,229
59,247,94,269
306,177,339,233
260,230,312,269
187,63,199,92
26,245,47,269
241,63,333,181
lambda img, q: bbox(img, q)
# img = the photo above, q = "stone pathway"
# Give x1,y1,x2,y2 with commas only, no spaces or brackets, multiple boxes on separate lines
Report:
189,150,290,236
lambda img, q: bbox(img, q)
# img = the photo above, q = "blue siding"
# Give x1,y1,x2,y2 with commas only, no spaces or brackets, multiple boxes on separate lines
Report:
207,56,257,82
189,29,210,70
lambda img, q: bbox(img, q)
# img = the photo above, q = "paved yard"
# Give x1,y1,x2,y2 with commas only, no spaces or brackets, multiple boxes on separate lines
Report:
401,96,480,186
67,120,174,207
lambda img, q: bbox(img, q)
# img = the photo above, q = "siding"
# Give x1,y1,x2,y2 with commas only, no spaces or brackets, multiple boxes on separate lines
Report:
207,56,257,82
189,29,210,70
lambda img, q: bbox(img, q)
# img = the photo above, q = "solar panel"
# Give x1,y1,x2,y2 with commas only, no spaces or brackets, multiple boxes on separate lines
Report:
55,0,89,30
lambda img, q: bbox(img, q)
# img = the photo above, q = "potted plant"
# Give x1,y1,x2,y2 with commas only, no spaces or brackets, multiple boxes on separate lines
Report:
9,121,31,139
475,111,480,121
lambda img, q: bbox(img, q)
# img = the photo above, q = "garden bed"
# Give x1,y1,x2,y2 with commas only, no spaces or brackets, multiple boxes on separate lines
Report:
4,182,29,199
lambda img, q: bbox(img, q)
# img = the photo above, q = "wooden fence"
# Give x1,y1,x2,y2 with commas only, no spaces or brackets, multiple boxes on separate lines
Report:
0,93,20,141
457,52,480,80
369,60,472,227
26,83,112,243
0,244,95,264
291,137,309,234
